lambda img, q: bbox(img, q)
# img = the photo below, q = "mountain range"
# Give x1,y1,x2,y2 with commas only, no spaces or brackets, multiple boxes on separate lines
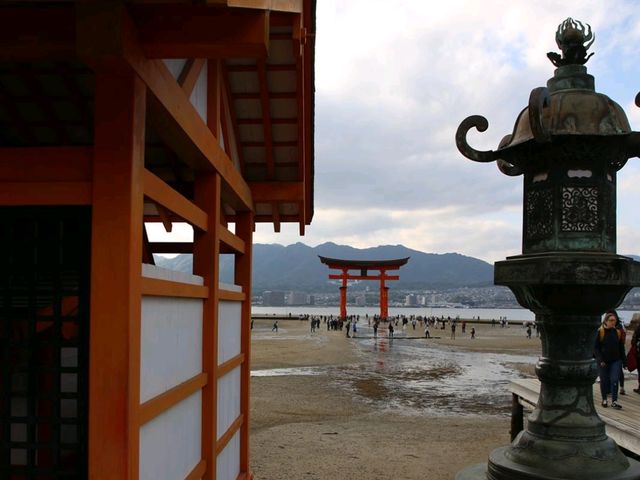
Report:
154,242,494,292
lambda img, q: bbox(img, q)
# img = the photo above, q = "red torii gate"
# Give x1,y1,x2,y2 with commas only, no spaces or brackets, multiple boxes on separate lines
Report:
319,256,409,320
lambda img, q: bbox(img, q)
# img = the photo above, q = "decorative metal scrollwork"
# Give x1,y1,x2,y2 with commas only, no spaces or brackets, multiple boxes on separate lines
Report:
561,186,598,231
455,115,497,163
526,189,553,239
529,87,551,143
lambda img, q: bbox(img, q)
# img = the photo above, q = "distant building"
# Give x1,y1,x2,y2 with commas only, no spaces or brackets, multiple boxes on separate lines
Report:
286,291,308,305
263,291,285,306
405,294,418,306
355,294,366,306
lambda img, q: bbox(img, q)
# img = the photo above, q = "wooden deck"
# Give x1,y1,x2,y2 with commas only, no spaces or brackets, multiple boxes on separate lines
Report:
510,378,640,455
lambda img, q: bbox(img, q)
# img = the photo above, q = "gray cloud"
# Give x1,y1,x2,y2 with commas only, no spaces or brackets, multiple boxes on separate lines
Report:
253,1,640,263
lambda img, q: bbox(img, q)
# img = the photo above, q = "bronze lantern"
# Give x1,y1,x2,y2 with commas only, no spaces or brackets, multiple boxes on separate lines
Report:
455,18,640,480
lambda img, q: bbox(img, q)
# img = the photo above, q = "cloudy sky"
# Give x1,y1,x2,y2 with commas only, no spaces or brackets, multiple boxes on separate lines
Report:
248,0,640,264
147,2,640,264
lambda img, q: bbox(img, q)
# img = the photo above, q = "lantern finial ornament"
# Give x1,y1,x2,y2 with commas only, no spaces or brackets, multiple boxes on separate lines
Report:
547,18,595,67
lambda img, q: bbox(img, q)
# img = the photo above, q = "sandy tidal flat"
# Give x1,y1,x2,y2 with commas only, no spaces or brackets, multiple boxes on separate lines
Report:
250,319,542,479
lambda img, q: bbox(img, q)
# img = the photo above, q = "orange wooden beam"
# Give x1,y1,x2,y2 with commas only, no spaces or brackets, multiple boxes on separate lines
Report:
0,5,76,60
130,5,269,59
216,414,244,455
207,59,221,139
141,277,209,299
303,4,315,226
219,225,246,254
185,460,207,480
193,173,222,480
217,353,245,379
295,16,309,234
155,203,174,233
235,211,254,474
221,61,246,175
143,168,208,231
0,182,92,206
89,73,145,480
219,289,246,301
0,4,270,61
76,2,254,212
257,59,275,179
272,202,281,232
138,373,208,426
250,181,303,202
328,275,401,281
178,58,206,97
148,242,194,255
0,147,92,181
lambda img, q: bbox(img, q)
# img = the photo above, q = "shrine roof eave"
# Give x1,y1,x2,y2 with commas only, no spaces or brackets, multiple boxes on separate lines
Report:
318,256,410,269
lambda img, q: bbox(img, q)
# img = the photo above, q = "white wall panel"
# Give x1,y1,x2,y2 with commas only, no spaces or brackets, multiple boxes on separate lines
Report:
141,296,203,402
218,300,242,365
216,431,240,480
141,264,204,403
140,391,201,480
217,366,241,439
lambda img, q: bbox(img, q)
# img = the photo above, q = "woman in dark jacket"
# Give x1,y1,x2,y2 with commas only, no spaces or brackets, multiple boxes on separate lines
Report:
594,311,626,409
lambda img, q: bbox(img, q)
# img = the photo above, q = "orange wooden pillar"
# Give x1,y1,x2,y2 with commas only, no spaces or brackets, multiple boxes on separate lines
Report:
89,73,145,479
236,211,254,476
194,173,221,480
380,275,390,320
339,269,348,319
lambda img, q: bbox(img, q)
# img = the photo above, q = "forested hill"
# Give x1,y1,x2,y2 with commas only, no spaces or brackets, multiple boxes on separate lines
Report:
155,242,494,292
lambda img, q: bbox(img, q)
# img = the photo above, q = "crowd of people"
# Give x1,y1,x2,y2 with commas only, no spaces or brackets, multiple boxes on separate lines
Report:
264,313,494,340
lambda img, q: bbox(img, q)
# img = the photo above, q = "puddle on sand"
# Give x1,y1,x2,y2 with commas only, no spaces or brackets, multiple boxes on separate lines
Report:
330,338,537,416
251,326,538,417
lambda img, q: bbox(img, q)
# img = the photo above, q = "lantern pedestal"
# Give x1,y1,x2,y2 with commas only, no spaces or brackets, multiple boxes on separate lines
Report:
457,253,640,480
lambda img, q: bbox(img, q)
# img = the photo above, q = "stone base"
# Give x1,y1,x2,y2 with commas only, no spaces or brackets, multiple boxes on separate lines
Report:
456,447,640,480
456,463,487,480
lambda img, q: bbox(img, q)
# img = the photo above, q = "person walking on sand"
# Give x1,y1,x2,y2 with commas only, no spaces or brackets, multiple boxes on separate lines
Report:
352,321,357,337
373,321,378,338
272,320,278,332
594,311,625,409
388,321,394,338
471,327,476,339
450,322,456,340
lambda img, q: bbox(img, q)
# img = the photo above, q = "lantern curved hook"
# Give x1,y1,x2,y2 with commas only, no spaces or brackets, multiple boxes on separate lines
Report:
529,87,551,143
496,135,523,176
455,115,497,163
626,94,640,161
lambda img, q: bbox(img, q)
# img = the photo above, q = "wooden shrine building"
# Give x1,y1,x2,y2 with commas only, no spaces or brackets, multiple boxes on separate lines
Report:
0,1,316,479
318,257,409,320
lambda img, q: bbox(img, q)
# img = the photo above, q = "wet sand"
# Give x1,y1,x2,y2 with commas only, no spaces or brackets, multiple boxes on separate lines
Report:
249,319,542,479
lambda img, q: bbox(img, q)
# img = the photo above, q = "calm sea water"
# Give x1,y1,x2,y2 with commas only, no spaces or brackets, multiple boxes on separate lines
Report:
252,306,638,324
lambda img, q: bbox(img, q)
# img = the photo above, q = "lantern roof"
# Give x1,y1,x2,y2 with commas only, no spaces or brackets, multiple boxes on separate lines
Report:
455,17,640,177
